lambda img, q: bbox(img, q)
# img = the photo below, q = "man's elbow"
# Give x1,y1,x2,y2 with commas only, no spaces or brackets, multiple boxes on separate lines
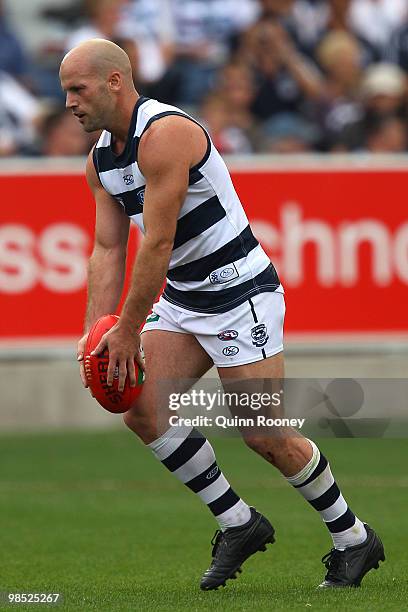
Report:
92,243,127,265
144,233,175,254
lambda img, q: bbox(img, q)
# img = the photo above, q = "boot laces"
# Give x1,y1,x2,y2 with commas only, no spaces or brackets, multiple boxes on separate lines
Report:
322,548,343,580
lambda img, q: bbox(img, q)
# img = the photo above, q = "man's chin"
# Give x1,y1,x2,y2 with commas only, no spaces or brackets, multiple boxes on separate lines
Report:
83,123,97,133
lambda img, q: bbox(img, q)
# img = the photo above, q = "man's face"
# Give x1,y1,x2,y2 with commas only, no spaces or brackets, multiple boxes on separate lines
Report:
60,61,112,133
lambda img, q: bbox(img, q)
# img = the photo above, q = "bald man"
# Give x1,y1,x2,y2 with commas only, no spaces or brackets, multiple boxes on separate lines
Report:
60,39,384,591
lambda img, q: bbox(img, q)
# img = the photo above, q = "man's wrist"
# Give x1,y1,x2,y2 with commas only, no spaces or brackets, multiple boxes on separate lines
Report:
118,312,143,333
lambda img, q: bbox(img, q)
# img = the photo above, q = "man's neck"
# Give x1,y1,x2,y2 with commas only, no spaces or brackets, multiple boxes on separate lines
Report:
109,91,139,151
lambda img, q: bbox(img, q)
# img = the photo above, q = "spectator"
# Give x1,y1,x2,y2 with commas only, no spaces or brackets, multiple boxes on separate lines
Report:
256,0,296,19
290,1,379,65
386,13,408,73
117,0,175,86
0,0,29,81
315,30,365,149
0,70,42,156
238,19,323,121
256,1,349,56
40,108,95,156
200,95,255,154
65,0,126,52
364,115,407,153
361,63,407,117
349,0,407,55
170,0,258,105
261,112,320,152
335,62,408,151
199,62,258,153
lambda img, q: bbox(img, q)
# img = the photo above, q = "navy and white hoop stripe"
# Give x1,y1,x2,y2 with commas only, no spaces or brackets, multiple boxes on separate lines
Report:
293,452,357,534
93,97,282,314
150,426,246,525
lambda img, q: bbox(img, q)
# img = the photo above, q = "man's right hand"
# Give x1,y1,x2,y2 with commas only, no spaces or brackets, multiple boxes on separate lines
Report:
77,333,89,388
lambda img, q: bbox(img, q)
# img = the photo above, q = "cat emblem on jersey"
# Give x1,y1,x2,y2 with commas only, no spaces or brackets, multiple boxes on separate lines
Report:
123,174,134,185
251,324,269,347
137,188,145,204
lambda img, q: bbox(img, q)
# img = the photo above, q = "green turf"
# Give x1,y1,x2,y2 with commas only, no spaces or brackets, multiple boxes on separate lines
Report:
0,430,406,611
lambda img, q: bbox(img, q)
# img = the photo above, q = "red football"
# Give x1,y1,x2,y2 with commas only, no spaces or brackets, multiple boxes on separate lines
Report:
84,314,144,413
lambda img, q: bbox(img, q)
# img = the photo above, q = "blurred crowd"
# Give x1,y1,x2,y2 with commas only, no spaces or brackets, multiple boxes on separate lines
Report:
2,0,408,156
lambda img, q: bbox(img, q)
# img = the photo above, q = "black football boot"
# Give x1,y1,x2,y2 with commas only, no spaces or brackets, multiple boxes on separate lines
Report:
200,507,275,591
318,524,385,588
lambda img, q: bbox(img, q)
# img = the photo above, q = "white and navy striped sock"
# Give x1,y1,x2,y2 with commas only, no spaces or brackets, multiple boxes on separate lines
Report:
286,440,367,550
148,424,251,530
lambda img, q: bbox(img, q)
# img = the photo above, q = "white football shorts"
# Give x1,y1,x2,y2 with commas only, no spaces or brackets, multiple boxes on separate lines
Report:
141,290,285,368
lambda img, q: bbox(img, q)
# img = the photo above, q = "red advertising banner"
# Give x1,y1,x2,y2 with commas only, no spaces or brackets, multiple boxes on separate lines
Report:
1,160,407,341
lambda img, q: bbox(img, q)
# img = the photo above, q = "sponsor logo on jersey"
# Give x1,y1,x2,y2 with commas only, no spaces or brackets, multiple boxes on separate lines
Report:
209,263,239,284
251,324,269,347
222,346,239,357
206,466,219,480
123,174,134,185
146,312,160,323
217,330,238,341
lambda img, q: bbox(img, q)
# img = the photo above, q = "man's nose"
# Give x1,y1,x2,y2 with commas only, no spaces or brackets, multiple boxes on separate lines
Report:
66,92,77,109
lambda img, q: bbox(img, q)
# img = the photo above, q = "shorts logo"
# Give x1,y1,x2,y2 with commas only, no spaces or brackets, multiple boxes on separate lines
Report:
206,466,219,480
218,330,238,341
251,324,269,347
209,263,239,285
222,346,239,357
146,313,160,323
123,174,134,185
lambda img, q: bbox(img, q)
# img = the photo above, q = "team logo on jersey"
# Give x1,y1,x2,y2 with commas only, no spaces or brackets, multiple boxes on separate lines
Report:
209,263,239,285
123,174,134,185
251,324,269,347
218,330,238,341
206,466,219,480
137,189,145,204
222,346,239,357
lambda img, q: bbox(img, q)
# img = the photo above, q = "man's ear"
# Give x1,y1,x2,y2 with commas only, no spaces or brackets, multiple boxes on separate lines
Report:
108,72,122,92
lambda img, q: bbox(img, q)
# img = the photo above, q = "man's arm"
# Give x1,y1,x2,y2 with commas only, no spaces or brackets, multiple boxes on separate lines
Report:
77,150,130,386
269,22,324,100
84,151,130,330
92,117,198,390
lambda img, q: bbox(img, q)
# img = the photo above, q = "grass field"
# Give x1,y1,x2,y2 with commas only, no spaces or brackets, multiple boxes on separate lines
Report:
0,430,406,611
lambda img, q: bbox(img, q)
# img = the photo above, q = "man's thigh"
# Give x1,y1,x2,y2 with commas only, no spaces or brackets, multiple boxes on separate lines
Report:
128,330,213,433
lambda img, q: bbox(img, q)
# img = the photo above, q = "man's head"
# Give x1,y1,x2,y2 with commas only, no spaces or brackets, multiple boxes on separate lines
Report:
59,39,135,133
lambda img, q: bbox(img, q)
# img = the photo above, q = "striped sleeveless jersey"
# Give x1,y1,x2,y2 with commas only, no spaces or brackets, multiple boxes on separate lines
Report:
93,97,282,314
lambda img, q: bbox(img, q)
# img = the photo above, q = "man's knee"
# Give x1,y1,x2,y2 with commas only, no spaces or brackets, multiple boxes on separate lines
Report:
122,407,137,431
122,404,157,444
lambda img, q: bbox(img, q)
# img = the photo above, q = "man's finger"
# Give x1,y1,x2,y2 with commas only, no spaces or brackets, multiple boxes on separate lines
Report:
136,351,146,372
91,336,107,356
127,357,136,388
79,361,88,388
118,360,127,392
107,354,117,386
